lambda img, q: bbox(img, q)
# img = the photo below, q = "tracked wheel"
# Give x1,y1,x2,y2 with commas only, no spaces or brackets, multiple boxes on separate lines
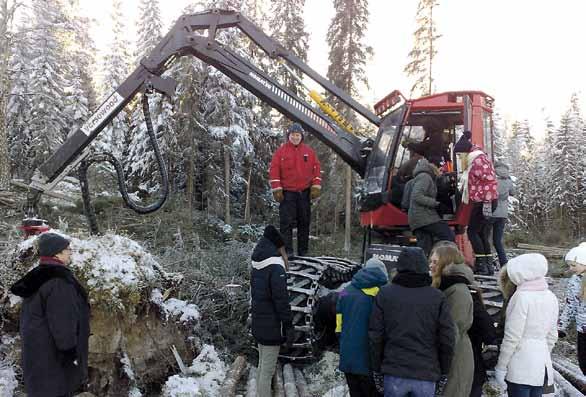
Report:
473,275,503,322
279,256,360,363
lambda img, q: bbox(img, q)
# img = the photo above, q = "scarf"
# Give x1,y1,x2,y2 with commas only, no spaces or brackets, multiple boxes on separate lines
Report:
517,277,548,291
459,149,483,204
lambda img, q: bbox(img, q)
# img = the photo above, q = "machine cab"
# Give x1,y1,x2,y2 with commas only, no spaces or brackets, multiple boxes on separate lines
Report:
360,90,495,239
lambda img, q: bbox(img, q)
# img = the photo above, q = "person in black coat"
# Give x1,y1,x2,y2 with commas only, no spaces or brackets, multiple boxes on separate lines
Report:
10,233,90,397
250,225,294,397
468,289,497,397
369,247,456,396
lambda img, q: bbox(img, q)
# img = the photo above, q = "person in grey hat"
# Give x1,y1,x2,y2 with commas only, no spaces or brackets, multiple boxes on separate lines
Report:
492,161,515,268
369,247,455,396
10,232,90,397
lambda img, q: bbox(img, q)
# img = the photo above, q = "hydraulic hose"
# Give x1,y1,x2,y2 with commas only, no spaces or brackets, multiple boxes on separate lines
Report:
78,93,170,233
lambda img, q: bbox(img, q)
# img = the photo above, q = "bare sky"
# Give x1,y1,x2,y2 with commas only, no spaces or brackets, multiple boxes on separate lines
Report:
83,0,586,137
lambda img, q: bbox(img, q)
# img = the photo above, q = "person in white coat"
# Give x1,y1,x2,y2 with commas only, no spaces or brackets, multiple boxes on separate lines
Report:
495,253,559,396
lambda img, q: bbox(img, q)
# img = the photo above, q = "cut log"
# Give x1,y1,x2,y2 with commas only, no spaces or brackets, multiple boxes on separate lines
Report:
272,363,285,397
516,243,566,257
293,368,309,397
219,355,247,397
245,366,257,397
283,364,299,397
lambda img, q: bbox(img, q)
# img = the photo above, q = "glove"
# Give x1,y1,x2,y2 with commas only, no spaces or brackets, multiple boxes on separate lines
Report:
371,371,384,395
310,185,321,200
495,369,507,390
558,329,567,338
482,201,493,218
273,189,284,203
434,375,448,396
285,327,295,349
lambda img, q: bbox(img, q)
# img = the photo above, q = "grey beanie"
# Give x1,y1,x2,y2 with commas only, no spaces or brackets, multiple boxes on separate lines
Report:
38,233,70,257
364,257,389,279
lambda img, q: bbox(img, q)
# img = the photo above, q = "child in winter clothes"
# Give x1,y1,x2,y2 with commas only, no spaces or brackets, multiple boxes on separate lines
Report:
454,130,498,275
250,225,294,397
336,257,389,396
495,254,559,396
369,247,456,397
492,161,515,268
558,243,586,375
430,245,475,397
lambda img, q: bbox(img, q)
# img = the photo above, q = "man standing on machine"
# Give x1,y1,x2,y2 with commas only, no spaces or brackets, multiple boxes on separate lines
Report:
269,123,321,256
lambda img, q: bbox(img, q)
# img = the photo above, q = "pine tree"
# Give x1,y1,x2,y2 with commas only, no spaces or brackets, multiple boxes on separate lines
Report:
492,109,507,161
326,0,372,252
404,0,441,97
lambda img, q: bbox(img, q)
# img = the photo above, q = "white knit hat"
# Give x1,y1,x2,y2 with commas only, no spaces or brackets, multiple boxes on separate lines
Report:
565,242,586,265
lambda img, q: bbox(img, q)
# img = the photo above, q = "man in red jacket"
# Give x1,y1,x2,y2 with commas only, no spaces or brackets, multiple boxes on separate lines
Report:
269,123,321,256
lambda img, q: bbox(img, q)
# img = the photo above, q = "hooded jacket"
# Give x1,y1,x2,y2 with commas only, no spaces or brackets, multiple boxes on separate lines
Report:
250,236,293,345
438,263,475,397
493,162,515,218
496,254,559,386
269,141,321,193
369,248,455,382
408,158,441,231
559,244,586,333
463,149,498,204
336,266,388,375
10,260,90,397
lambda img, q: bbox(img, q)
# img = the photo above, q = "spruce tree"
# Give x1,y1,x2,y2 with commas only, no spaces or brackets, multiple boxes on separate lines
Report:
269,0,309,96
404,0,441,97
6,18,33,179
96,0,132,157
27,0,70,172
326,0,372,252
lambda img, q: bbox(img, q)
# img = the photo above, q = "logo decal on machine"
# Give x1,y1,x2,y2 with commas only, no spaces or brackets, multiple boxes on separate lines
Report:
248,71,273,91
372,253,398,263
81,92,124,136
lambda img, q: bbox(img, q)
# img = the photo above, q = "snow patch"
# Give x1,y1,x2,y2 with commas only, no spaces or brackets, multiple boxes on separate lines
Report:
162,345,226,397
151,289,200,323
0,362,17,397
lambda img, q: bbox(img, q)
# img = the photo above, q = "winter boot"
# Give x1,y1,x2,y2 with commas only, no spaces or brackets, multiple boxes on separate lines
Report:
474,256,491,276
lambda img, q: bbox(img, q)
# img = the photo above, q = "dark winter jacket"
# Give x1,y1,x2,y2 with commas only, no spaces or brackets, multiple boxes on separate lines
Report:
408,158,441,230
336,267,388,375
493,162,515,218
468,290,497,389
369,271,456,381
10,260,90,397
407,131,447,166
438,264,475,397
250,236,293,345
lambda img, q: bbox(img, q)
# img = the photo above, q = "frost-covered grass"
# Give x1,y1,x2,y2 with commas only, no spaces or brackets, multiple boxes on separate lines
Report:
0,362,17,397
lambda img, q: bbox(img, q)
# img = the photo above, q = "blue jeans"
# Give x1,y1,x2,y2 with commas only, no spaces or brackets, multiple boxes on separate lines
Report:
384,375,435,397
492,218,507,265
506,382,543,397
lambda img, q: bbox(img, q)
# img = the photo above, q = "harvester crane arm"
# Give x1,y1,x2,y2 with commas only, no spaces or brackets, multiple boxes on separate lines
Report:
30,9,381,202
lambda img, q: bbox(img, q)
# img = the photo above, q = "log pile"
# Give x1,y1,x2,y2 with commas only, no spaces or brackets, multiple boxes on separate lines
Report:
516,243,567,258
0,190,16,207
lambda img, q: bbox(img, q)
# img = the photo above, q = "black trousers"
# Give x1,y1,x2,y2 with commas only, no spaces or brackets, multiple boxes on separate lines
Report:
414,221,455,257
579,331,586,375
279,189,311,256
345,373,380,397
468,202,493,256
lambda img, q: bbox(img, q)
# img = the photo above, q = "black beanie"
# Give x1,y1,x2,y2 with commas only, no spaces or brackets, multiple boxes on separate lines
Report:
396,247,429,274
454,130,473,153
263,225,285,249
38,233,70,257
